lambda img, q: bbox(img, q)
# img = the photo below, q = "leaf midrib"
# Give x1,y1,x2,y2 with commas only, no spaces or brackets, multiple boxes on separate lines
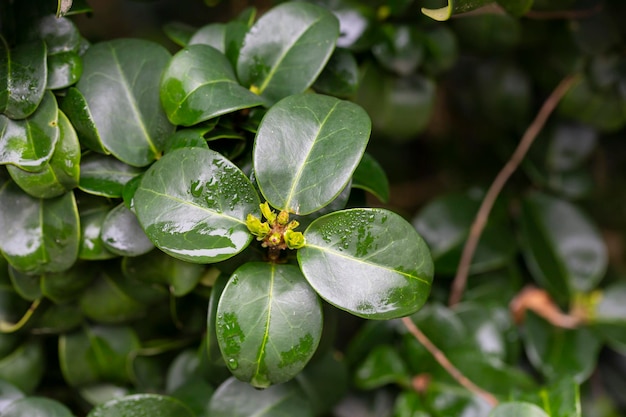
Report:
253,264,275,384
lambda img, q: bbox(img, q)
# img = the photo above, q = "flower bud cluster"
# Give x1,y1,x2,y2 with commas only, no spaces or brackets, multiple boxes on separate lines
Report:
246,202,305,251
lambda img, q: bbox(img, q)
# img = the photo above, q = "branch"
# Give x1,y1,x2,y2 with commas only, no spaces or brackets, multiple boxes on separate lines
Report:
448,74,579,307
401,317,499,407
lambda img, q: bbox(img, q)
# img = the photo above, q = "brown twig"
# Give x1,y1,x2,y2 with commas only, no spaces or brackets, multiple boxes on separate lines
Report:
448,74,579,307
510,285,582,329
401,317,499,406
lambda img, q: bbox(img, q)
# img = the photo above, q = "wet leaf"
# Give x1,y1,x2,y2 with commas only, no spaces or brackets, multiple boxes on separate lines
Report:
78,203,117,260
0,181,79,274
352,153,389,203
76,39,174,166
161,44,263,126
313,48,359,98
79,153,144,198
101,203,154,257
216,263,322,388
1,397,74,417
134,148,259,264
60,87,107,153
46,51,82,90
188,23,226,50
237,2,339,104
87,394,194,417
0,379,24,413
489,402,549,417
299,208,433,319
254,93,370,215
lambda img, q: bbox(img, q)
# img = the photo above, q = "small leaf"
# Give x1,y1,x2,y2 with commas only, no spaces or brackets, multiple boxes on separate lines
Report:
312,48,359,98
1,397,74,417
422,0,495,21
216,263,322,388
87,394,194,417
488,402,549,417
7,110,80,198
8,267,41,301
354,344,410,389
254,93,370,215
78,203,117,260
134,148,259,264
163,22,197,47
101,203,154,257
0,379,24,413
0,181,79,274
352,153,389,203
0,40,47,119
188,23,226,50
161,45,263,126
57,0,74,17
32,14,81,54
41,261,96,304
0,341,44,393
209,377,314,417
60,87,107,153
0,91,59,172
237,2,339,104
46,51,83,90
79,153,144,198
76,39,174,166
299,208,433,319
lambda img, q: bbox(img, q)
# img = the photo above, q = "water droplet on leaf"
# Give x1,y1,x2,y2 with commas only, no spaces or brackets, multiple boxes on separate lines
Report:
227,358,238,369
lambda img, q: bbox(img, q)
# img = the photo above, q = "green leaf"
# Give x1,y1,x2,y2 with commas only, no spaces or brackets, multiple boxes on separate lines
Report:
163,22,197,47
209,377,314,417
422,0,495,21
0,379,24,412
60,87,107,153
160,44,263,126
101,203,154,257
206,272,228,367
163,127,211,153
87,394,194,417
352,153,390,203
0,40,47,119
412,192,516,275
254,93,370,215
523,312,601,383
312,48,359,98
354,344,410,390
591,283,626,352
188,23,226,50
489,402,549,417
46,51,82,90
0,340,44,393
237,2,339,104
1,397,75,417
520,192,607,302
79,153,144,198
372,24,424,76
216,263,322,388
134,148,259,264
0,91,59,172
78,203,117,260
7,110,80,198
298,208,433,319
8,267,41,301
296,351,349,416
32,15,81,54
31,303,82,334
0,181,79,274
518,378,581,417
76,39,174,166
41,261,96,304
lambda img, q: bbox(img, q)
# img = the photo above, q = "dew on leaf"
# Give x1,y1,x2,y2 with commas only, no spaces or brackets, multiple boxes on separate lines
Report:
227,358,238,370
190,180,203,197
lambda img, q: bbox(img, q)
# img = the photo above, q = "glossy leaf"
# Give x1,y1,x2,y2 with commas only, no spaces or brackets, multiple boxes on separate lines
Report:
163,22,197,47
60,87,107,153
520,192,607,302
8,110,80,198
87,394,194,417
209,377,314,417
0,379,24,412
489,402,549,417
422,0,494,21
134,148,259,264
46,51,82,90
354,344,410,389
237,2,339,104
161,44,263,126
352,153,389,203
1,397,75,417
0,341,44,393
79,153,143,198
0,40,47,119
312,48,359,98
254,93,370,215
0,91,59,172
78,204,117,260
299,208,433,319
518,378,581,417
206,272,228,367
101,203,154,257
163,127,211,153
31,15,80,54
188,23,226,50
32,303,82,333
216,263,322,388
524,312,601,383
0,181,79,274
8,268,41,301
413,192,516,275
76,39,174,166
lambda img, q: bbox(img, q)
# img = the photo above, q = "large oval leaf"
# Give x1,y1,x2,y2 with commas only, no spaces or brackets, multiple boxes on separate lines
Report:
1,397,74,417
298,208,433,319
236,2,339,104
76,39,174,166
87,394,194,417
216,263,322,388
520,191,607,303
79,153,143,198
488,401,549,417
0,91,59,172
254,93,370,215
209,377,314,417
134,148,259,263
161,45,263,126
0,40,47,119
0,181,79,274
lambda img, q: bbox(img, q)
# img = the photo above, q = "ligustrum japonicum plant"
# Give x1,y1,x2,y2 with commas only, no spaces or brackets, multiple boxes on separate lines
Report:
0,0,434,414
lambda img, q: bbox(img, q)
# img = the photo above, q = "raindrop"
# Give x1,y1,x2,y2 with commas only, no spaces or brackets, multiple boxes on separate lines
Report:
190,180,203,197
227,358,238,370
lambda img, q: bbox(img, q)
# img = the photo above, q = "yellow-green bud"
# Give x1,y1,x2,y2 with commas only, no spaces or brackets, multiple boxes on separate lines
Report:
284,230,305,250
277,210,290,226
260,202,276,223
286,220,299,230
250,85,261,95
268,232,282,246
246,214,270,238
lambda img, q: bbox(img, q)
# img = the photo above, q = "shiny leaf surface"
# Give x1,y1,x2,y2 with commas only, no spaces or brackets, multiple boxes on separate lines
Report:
254,93,370,215
489,402,549,417
0,181,79,274
76,39,174,166
78,203,117,260
60,87,107,153
87,394,194,417
216,263,322,388
0,397,74,417
135,148,259,263
352,153,390,203
46,51,82,90
237,2,339,104
101,203,154,257
79,153,143,198
0,379,24,413
312,48,359,98
161,44,263,126
299,208,433,319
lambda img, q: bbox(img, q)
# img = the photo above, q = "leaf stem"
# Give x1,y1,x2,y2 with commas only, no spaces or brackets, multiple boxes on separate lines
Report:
0,298,42,333
401,317,499,407
448,74,579,307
